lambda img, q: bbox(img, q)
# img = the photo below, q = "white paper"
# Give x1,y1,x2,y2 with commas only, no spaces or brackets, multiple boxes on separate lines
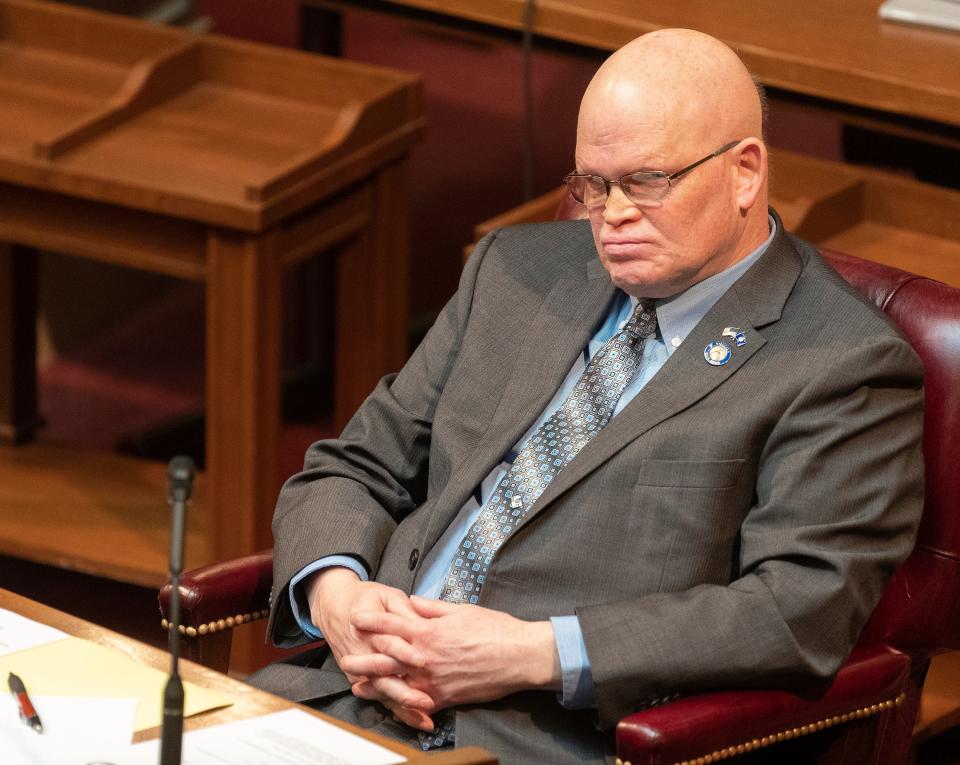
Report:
0,609,68,656
127,708,408,765
0,693,138,765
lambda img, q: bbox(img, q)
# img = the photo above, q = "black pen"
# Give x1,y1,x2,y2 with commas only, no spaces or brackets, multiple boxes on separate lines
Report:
8,672,43,733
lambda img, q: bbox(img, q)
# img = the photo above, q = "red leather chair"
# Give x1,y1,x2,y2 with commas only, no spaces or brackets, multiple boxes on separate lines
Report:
161,204,960,764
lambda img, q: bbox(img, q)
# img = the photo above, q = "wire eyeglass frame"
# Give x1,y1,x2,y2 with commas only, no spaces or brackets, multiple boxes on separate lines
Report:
563,139,744,208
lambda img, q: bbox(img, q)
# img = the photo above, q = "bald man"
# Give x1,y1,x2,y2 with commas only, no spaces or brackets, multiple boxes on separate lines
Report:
251,29,923,764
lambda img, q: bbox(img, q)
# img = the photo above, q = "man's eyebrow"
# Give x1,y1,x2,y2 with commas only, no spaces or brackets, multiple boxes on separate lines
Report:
573,153,670,176
571,163,667,177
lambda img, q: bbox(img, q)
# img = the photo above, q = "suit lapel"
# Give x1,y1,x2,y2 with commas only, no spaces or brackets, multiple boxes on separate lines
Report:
512,219,805,533
423,257,615,553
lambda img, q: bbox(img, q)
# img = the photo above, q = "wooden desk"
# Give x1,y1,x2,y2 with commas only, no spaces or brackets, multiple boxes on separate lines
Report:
0,1,423,602
468,148,960,287
304,0,960,149
0,588,498,764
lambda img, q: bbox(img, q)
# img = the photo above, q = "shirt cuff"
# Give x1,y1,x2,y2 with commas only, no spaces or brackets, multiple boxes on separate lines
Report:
289,555,370,640
549,615,596,709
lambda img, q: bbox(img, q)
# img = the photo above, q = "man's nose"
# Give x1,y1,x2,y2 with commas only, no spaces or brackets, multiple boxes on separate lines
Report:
602,184,643,226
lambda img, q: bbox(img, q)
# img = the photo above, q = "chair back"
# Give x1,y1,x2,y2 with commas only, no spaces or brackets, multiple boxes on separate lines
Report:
827,251,960,657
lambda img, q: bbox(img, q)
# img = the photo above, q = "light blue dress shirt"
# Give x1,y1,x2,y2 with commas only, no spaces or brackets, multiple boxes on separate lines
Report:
289,218,776,708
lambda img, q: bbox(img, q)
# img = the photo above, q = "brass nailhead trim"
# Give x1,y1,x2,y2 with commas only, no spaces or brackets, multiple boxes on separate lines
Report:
160,609,269,638
614,693,905,765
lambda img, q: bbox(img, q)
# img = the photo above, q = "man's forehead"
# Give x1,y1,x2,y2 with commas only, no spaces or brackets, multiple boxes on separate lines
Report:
575,100,695,172
574,138,671,174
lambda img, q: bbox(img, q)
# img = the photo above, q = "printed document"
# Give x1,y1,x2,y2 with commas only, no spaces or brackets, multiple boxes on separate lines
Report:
0,608,68,656
127,708,408,765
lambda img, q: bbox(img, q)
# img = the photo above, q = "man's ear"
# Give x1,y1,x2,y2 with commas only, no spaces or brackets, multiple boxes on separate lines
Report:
734,139,767,211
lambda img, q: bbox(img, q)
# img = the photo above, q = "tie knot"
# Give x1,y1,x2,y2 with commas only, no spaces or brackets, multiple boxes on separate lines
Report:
624,298,658,339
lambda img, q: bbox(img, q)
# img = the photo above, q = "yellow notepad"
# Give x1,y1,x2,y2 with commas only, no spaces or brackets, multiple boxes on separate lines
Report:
0,636,231,733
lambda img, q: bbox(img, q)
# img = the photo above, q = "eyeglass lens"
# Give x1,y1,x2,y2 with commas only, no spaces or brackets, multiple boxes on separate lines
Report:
568,174,670,207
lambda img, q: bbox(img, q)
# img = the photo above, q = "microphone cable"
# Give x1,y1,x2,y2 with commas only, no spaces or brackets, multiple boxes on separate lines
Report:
522,0,537,201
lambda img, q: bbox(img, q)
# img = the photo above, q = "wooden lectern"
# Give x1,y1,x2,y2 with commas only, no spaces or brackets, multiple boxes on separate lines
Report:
0,0,425,639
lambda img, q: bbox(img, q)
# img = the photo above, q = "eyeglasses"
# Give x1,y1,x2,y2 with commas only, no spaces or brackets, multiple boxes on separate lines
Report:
563,139,743,208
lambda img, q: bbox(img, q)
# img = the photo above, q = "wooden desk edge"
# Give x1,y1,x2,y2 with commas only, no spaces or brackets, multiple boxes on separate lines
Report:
0,589,498,763
308,0,960,130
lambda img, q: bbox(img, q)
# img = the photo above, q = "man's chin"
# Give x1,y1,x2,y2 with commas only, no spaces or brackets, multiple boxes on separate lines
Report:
602,257,704,298
608,270,674,300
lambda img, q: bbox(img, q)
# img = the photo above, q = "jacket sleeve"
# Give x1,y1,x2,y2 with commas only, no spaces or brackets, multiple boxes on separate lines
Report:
266,231,500,643
577,334,924,729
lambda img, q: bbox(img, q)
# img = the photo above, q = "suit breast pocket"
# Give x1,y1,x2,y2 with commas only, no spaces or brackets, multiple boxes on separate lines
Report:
630,458,749,591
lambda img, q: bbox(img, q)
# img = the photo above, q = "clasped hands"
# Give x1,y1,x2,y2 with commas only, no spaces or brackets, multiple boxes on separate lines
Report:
306,568,560,732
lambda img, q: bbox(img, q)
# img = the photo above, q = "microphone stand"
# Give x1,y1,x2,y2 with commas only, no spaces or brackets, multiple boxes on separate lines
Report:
160,456,194,765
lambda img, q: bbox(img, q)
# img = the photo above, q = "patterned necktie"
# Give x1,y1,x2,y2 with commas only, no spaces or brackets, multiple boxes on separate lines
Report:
418,298,658,750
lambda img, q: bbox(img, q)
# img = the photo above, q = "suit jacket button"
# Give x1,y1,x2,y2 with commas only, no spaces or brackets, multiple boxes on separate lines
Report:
408,548,420,570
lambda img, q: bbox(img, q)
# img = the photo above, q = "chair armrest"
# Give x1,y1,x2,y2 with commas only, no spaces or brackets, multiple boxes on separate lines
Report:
616,644,910,765
159,550,274,637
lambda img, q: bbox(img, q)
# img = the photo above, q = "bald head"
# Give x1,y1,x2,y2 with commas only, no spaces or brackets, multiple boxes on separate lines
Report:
573,29,770,299
578,29,764,152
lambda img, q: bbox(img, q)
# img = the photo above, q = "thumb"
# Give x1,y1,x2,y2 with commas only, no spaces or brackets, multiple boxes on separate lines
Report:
410,595,457,617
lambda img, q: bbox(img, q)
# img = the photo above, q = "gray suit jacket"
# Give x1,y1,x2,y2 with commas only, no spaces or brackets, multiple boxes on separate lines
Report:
257,214,924,763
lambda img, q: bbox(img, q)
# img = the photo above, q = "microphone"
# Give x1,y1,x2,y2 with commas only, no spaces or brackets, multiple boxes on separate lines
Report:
160,455,194,765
